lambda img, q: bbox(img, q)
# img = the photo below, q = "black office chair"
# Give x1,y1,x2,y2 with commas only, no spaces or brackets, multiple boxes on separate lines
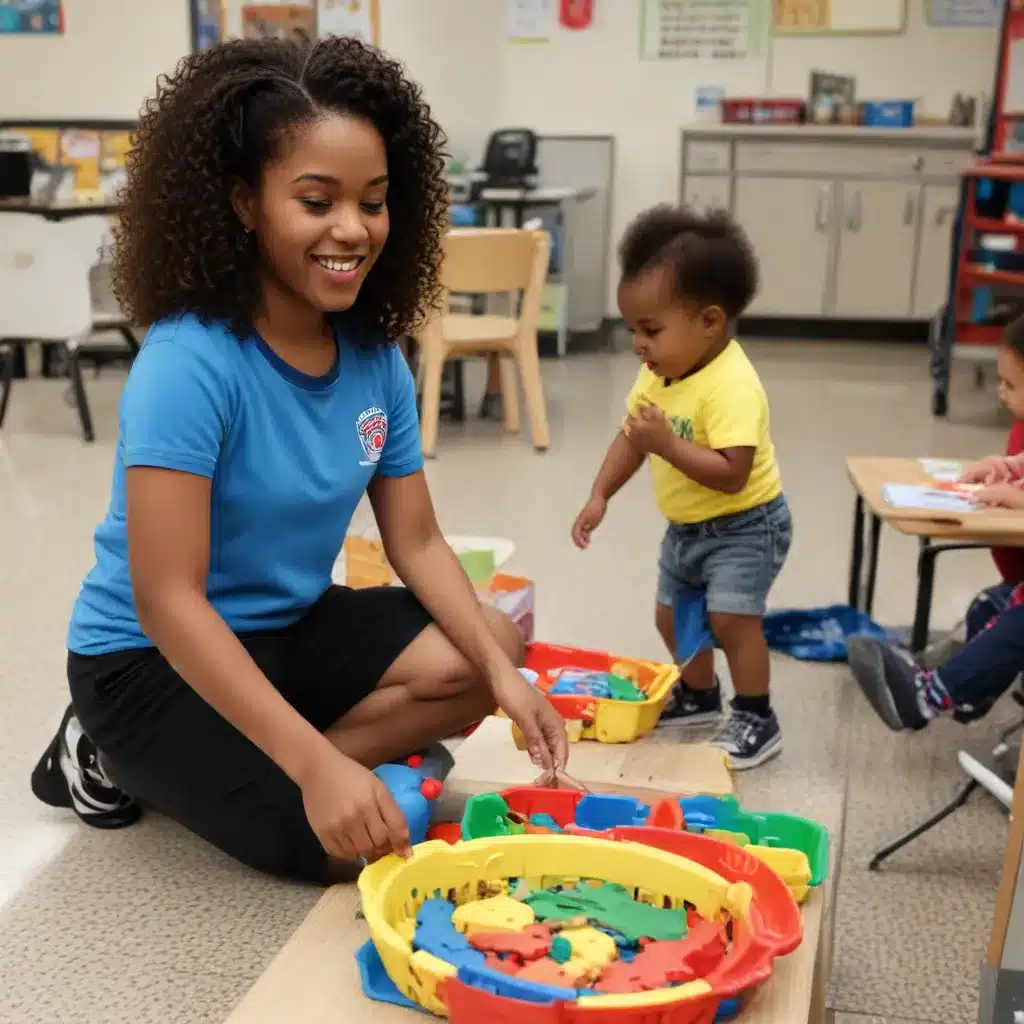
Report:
470,128,539,198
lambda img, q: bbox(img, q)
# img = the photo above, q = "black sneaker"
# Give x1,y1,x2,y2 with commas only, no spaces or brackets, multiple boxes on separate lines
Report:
31,705,142,829
846,636,931,732
657,679,723,727
711,708,782,770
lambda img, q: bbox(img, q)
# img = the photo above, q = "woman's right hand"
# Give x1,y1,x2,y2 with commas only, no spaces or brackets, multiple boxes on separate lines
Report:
299,747,412,864
960,456,1014,486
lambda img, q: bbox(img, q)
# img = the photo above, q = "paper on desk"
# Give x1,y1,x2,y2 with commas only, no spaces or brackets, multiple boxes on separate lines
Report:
882,483,977,513
919,458,965,482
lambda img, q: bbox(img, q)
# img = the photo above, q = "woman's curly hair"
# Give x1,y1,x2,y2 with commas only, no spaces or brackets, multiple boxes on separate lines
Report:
112,36,449,342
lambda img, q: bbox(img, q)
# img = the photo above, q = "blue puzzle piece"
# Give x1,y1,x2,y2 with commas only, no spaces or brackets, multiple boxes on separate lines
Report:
574,793,649,832
457,963,579,1004
414,899,485,969
528,813,564,833
355,940,429,1014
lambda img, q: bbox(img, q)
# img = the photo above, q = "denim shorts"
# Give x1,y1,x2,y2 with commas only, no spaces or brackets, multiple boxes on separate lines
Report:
656,494,793,617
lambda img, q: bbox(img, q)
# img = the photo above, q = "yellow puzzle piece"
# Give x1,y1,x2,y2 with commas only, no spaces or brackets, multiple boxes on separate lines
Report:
560,925,618,967
451,895,535,935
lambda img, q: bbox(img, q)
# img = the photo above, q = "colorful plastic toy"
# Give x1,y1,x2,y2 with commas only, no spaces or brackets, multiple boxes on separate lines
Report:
358,831,803,1022
373,759,445,847
515,642,680,744
470,786,829,904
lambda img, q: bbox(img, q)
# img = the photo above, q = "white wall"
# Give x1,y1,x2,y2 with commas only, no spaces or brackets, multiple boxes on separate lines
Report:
499,1,998,314
0,0,1000,313
0,0,501,158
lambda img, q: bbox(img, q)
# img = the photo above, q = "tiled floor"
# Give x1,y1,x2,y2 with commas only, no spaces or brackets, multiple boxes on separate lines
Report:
0,337,1015,1023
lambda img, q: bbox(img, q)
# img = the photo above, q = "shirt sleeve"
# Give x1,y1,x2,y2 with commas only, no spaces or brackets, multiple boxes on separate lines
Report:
119,328,234,478
376,344,424,478
702,382,764,450
626,366,656,415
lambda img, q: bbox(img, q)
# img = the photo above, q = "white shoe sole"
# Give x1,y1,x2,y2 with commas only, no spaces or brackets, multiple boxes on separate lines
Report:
656,709,723,729
721,732,783,771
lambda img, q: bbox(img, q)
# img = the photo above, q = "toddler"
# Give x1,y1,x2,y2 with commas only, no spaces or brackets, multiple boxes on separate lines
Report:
572,205,791,769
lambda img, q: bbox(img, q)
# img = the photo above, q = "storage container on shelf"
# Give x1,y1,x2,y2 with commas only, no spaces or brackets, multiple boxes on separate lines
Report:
858,100,916,127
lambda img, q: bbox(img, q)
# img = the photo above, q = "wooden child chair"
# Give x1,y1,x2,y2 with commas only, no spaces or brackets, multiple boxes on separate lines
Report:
416,228,551,458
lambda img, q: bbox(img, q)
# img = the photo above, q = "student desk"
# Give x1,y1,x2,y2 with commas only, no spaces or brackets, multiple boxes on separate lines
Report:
846,456,1024,652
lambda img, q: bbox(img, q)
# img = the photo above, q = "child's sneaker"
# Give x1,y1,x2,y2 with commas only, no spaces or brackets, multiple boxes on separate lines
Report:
711,708,782,770
657,678,722,727
847,636,948,731
31,705,142,829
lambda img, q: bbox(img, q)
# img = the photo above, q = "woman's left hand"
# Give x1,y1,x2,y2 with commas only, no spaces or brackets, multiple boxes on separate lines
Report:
490,665,569,771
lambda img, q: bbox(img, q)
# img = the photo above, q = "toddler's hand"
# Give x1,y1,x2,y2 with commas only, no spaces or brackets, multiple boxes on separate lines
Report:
960,457,1013,486
572,496,607,550
624,404,671,457
975,482,1024,510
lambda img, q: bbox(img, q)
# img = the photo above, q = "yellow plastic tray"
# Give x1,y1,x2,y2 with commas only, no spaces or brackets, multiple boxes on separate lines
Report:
515,647,680,745
358,834,753,1017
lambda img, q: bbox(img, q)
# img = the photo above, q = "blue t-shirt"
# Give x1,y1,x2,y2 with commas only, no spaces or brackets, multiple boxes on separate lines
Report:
68,313,423,655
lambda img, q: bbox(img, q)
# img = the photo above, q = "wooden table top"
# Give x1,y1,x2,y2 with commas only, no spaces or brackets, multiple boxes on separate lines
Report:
224,861,830,1024
846,455,1024,544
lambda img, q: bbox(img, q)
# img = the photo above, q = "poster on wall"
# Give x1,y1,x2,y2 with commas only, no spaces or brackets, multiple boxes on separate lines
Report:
506,0,556,41
241,3,317,46
773,0,906,34
191,0,225,51
925,0,1002,27
0,0,63,34
640,0,768,61
317,0,380,44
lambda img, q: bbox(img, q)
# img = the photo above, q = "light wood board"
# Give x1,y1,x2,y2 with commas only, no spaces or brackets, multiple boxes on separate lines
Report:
224,874,828,1024
846,455,1024,543
437,716,732,822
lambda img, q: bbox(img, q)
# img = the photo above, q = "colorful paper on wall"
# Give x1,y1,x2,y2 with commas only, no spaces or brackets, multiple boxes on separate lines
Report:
242,3,316,46
506,0,556,41
317,0,380,44
0,0,63,34
925,0,1001,27
192,0,225,51
640,0,768,61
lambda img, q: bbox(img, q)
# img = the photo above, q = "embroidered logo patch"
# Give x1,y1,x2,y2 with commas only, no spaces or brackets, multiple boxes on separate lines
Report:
356,406,388,465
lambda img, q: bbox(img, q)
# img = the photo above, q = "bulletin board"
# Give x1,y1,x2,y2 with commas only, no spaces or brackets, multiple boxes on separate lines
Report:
206,0,381,49
773,0,907,34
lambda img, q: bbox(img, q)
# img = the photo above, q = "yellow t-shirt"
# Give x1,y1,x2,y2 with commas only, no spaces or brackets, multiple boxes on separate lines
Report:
626,340,781,524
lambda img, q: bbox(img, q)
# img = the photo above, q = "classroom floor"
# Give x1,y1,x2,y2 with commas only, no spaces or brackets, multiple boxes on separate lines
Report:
0,337,1017,1024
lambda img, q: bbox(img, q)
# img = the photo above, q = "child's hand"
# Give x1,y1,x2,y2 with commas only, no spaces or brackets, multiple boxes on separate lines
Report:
624,404,671,456
975,481,1024,510
572,496,607,550
960,457,1014,485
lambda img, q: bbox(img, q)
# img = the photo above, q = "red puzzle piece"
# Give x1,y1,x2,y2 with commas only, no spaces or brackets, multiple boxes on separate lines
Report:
484,953,521,976
469,924,552,961
517,959,575,988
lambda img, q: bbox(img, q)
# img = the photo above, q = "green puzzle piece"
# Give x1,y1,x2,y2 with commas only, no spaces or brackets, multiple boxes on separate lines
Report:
525,881,687,942
605,673,646,702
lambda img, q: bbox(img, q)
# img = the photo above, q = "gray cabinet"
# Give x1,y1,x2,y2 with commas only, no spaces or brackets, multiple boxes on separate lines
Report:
834,181,919,318
733,177,834,316
683,175,731,213
680,125,976,322
913,185,960,319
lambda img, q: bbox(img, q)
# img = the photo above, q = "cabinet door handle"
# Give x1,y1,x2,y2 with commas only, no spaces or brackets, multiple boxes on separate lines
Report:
903,193,918,226
846,189,862,231
935,205,956,226
815,185,831,232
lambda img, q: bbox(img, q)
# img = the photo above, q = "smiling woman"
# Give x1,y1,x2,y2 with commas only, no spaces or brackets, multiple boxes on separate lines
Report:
31,38,568,885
